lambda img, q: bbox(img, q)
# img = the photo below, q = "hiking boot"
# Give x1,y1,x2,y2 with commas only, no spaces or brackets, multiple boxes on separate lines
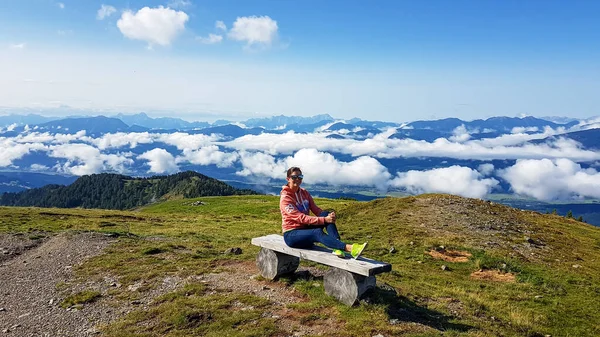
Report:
351,242,368,259
332,249,346,258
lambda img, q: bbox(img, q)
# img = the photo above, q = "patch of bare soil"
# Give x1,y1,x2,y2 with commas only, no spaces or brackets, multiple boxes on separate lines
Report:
470,269,516,282
0,232,117,336
195,260,344,336
428,249,472,263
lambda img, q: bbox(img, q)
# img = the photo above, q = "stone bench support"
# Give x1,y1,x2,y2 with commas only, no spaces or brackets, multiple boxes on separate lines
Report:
256,247,300,280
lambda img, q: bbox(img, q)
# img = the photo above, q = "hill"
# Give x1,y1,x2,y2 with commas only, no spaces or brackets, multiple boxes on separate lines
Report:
0,194,598,336
0,172,78,194
0,171,257,210
536,128,600,150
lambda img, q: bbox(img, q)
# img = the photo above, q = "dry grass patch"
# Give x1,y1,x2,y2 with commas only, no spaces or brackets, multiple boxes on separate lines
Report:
470,269,516,282
428,249,472,262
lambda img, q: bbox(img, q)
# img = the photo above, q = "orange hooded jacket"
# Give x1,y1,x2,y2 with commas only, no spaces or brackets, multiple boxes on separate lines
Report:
280,185,325,233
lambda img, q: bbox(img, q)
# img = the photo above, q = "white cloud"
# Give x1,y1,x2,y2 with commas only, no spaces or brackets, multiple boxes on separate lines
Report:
511,126,539,134
30,164,49,171
18,130,87,145
477,163,495,176
228,16,278,48
197,33,223,44
237,148,392,189
57,2,65,9
48,143,132,175
215,20,226,31
97,4,117,20
390,166,499,199
8,43,26,50
177,146,238,167
92,132,155,150
0,139,46,167
449,125,471,143
138,148,178,173
237,151,284,178
499,158,600,201
167,0,192,9
117,6,189,47
157,132,220,150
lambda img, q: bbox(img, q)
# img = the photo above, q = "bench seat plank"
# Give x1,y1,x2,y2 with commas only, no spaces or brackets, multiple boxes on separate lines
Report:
251,234,391,276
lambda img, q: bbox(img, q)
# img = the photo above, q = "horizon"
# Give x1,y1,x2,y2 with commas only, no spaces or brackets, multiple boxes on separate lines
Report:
0,110,592,125
1,1,600,122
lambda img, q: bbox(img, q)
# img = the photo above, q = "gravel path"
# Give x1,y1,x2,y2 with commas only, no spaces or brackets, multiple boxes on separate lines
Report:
0,232,116,337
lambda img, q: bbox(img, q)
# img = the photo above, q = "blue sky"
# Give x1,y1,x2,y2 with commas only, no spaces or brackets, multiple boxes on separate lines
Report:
1,0,599,122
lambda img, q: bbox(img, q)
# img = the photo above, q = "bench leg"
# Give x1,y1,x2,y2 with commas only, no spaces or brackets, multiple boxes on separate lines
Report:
256,248,300,280
324,268,376,306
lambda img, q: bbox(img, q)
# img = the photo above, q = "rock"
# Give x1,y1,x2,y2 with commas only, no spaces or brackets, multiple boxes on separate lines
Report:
130,300,142,305
389,246,396,254
0,308,5,312
524,236,535,244
2,328,9,333
49,298,54,305
535,295,543,299
224,247,242,255
572,264,582,268
373,334,385,337
409,241,414,246
389,318,399,325
128,281,143,291
441,265,449,271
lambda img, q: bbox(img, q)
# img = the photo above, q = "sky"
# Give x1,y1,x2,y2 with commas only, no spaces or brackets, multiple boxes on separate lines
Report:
1,0,600,122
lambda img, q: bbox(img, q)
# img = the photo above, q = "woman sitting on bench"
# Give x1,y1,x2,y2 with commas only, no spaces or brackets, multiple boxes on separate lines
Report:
280,166,367,259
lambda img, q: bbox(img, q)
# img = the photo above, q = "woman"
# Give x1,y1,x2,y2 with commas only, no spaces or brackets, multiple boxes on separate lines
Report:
279,166,367,259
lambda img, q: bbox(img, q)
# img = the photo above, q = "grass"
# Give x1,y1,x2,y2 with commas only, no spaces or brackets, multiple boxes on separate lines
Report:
1,194,600,336
60,290,101,308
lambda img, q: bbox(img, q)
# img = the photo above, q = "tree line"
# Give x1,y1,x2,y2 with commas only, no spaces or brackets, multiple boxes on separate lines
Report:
0,171,257,210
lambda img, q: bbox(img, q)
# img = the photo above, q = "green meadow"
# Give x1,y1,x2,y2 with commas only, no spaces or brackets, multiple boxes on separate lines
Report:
1,194,599,336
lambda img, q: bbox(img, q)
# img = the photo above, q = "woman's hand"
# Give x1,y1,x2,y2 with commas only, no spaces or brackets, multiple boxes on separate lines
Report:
324,211,336,223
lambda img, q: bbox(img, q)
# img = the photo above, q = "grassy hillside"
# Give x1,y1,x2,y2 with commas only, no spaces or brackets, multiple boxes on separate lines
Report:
1,194,599,336
0,171,257,210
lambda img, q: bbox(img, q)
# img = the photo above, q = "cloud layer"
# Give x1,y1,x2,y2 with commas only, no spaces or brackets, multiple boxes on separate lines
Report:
2,123,600,201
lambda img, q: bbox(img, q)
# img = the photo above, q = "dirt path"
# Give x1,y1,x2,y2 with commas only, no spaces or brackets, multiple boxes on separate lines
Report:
0,232,116,337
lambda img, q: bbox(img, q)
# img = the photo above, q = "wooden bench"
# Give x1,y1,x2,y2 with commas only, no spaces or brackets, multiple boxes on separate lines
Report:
251,234,392,306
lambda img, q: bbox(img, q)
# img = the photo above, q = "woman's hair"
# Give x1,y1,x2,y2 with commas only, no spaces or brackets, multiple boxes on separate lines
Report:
286,166,302,178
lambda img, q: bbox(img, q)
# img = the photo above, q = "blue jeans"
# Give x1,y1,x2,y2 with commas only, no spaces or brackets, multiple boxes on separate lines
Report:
283,211,346,250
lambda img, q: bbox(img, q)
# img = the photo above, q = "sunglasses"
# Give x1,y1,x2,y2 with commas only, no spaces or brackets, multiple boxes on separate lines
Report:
290,175,304,180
